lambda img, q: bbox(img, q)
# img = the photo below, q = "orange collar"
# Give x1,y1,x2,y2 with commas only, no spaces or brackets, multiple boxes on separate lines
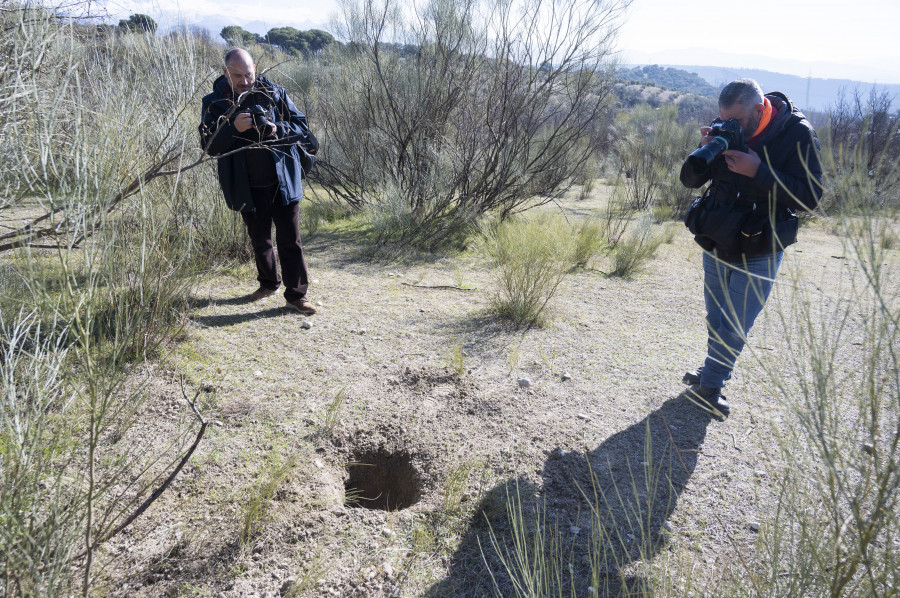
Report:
748,97,773,144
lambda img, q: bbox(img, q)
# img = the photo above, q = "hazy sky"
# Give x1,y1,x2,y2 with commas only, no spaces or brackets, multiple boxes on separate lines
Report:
104,0,900,83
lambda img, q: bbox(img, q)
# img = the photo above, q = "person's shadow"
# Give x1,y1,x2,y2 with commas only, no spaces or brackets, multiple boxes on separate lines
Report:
424,394,713,597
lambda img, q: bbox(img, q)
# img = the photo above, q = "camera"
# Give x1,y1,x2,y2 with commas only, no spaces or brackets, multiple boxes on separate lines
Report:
686,118,747,171
247,104,273,131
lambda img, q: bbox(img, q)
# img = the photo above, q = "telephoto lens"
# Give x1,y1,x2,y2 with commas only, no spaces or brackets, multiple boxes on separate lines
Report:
686,118,745,171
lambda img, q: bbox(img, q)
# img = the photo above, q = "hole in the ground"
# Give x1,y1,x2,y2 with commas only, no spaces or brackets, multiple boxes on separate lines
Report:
344,449,422,511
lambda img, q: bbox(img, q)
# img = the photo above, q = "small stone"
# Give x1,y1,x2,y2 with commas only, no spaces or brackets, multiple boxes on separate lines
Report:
312,279,320,284
388,273,395,277
517,377,531,388
316,301,323,307
314,459,324,469
749,521,761,532
863,443,875,455
280,578,296,596
359,328,367,335
383,563,394,578
576,413,590,421
754,470,767,477
663,521,674,533
561,371,572,381
570,526,581,535
301,320,312,330
254,370,263,377
381,528,396,539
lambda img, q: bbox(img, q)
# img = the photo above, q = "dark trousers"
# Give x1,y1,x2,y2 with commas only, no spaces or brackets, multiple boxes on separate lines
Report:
240,185,309,302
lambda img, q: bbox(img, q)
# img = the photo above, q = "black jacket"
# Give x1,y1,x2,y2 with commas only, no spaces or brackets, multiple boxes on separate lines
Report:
680,92,823,261
199,75,317,212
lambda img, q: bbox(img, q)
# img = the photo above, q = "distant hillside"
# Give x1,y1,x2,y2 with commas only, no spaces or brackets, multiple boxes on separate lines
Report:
617,65,717,97
659,65,900,112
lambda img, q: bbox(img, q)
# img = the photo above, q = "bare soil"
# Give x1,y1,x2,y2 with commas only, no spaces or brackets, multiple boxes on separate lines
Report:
95,195,890,598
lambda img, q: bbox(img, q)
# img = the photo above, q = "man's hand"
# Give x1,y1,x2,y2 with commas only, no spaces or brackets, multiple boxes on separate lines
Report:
234,112,253,133
699,126,714,146
723,148,761,178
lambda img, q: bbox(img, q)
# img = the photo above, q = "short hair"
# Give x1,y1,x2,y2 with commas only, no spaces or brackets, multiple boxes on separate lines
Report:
224,47,253,66
719,79,764,110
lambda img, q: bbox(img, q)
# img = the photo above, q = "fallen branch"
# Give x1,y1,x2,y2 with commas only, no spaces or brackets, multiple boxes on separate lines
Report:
400,282,477,292
71,377,212,561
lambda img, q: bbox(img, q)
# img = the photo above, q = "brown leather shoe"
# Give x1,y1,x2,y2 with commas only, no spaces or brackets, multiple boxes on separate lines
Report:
249,286,277,301
284,298,317,315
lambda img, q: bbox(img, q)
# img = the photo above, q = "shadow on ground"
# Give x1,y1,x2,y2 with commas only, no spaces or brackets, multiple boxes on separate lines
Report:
188,306,287,328
424,394,713,597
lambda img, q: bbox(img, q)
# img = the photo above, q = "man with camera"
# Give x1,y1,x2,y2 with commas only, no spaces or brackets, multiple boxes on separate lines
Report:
679,78,823,419
199,48,318,315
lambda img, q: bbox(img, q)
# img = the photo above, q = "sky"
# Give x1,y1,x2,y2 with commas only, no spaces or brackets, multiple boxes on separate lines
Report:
102,0,900,84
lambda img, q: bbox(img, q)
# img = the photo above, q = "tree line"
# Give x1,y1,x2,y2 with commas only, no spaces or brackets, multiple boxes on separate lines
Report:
220,25,336,56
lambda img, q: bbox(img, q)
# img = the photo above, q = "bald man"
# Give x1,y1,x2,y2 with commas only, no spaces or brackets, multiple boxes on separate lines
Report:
199,48,318,315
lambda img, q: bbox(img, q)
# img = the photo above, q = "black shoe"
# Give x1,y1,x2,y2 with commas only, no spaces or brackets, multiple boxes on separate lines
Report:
686,385,730,420
682,367,703,386
682,367,730,386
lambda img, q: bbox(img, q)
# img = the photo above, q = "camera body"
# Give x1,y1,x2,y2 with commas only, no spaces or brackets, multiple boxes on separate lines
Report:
686,118,747,171
247,104,273,131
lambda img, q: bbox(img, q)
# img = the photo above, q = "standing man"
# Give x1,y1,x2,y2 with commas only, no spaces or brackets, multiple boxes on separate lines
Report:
679,78,823,419
199,48,317,315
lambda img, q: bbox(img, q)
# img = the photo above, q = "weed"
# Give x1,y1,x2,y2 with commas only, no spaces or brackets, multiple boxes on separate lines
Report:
239,450,301,545
481,215,574,326
320,386,348,436
609,213,666,277
285,544,331,597
507,341,523,375
447,340,466,377
571,218,606,268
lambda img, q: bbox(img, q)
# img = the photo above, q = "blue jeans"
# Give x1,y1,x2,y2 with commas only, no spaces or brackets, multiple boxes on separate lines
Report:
700,251,783,389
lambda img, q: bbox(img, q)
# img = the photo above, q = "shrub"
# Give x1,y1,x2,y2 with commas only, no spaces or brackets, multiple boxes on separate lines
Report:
312,0,628,249
571,217,606,267
608,212,666,277
482,214,577,326
0,12,229,595
611,104,696,214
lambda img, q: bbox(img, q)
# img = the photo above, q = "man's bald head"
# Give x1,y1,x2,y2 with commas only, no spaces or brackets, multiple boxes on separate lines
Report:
224,48,254,68
223,48,255,95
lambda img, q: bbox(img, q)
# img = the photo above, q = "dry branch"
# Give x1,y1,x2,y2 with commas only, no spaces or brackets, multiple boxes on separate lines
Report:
71,377,212,562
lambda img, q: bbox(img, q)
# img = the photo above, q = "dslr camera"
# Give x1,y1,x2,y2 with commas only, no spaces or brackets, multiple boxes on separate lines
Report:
247,104,273,131
686,118,747,171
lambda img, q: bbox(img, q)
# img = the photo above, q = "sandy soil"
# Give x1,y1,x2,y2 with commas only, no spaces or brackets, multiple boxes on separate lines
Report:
93,194,892,598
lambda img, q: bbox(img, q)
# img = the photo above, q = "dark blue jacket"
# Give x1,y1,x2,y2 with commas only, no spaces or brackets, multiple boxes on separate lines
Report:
199,75,316,212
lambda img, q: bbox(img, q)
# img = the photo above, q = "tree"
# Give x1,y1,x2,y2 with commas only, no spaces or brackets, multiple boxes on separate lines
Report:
266,26,303,52
301,29,335,54
263,27,335,55
117,13,157,34
220,25,257,46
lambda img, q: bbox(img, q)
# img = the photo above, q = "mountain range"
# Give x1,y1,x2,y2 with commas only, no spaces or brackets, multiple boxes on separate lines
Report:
640,65,900,113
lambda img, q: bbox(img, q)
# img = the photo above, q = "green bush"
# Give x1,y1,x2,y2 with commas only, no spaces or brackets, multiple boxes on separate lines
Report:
481,215,576,326
609,212,666,277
